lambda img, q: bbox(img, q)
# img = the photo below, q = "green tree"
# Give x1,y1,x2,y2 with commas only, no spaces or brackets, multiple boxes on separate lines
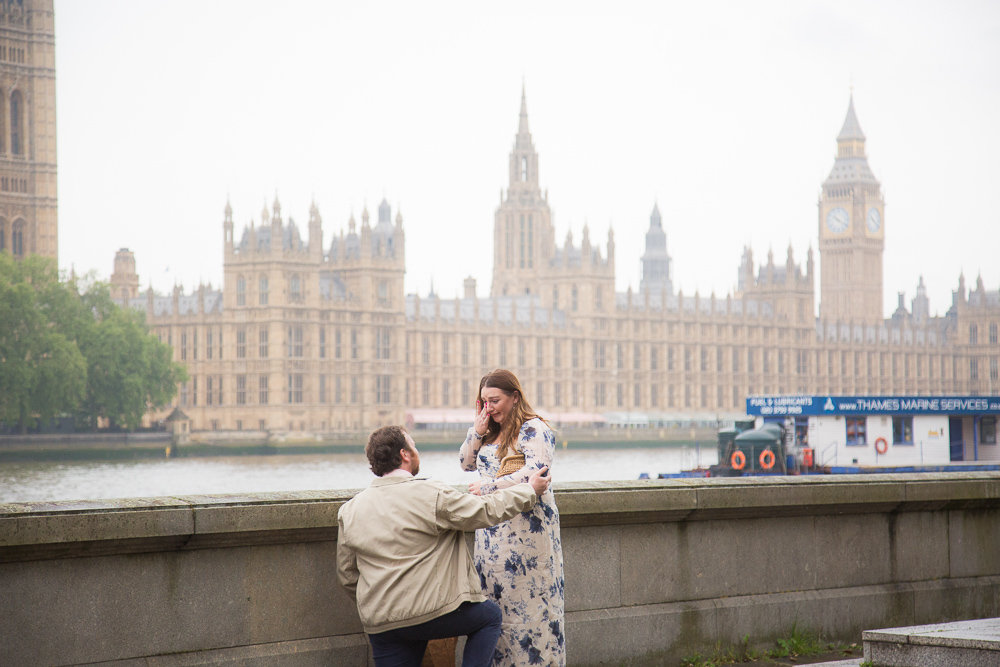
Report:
75,282,187,430
0,255,87,433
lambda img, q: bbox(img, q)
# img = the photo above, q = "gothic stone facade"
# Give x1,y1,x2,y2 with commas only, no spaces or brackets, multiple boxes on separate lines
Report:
115,92,1000,433
0,0,56,261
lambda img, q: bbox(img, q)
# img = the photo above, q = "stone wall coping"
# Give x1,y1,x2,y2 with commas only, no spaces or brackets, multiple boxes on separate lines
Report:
1,473,997,559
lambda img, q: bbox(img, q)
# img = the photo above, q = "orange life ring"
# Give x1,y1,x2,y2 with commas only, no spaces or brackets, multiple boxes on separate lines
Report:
731,450,746,470
759,448,776,470
875,437,888,454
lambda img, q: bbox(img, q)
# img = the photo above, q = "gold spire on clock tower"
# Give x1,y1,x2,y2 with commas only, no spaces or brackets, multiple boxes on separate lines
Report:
818,94,885,323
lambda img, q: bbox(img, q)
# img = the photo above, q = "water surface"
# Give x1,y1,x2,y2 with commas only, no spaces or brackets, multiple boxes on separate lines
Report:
0,446,718,503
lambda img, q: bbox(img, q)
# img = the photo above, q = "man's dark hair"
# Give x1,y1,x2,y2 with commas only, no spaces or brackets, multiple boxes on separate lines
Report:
366,425,410,476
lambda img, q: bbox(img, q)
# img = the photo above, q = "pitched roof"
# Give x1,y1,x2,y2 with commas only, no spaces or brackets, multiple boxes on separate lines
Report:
837,95,866,141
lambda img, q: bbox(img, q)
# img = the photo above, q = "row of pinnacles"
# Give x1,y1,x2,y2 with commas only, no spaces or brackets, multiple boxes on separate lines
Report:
222,195,406,312
225,196,404,264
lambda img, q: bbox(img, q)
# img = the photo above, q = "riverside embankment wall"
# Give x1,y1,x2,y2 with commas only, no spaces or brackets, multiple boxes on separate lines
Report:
2,473,999,666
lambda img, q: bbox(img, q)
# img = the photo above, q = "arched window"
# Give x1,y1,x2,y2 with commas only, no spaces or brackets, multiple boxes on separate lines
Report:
521,156,527,181
11,220,23,256
571,285,578,312
259,275,269,305
290,274,301,301
970,324,978,345
236,275,246,306
10,90,23,155
0,218,5,252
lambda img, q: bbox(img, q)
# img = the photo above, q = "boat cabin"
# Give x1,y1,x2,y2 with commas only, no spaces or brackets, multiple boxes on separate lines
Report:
746,395,1000,468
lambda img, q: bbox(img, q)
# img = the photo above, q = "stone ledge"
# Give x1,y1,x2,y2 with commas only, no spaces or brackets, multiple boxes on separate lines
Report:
2,474,998,555
863,617,1000,649
78,633,370,667
863,641,997,667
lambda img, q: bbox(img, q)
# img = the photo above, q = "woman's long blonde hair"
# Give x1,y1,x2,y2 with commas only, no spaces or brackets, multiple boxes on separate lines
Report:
478,369,546,460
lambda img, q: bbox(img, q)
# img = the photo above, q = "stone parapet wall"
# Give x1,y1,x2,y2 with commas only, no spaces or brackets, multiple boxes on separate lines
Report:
1,473,999,666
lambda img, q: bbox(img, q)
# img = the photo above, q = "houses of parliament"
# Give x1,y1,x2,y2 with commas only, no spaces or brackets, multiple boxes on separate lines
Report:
93,87,999,434
1,1,996,436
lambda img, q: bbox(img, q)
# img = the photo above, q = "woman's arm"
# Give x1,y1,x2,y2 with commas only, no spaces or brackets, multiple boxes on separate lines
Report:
459,426,483,471
459,403,491,472
479,419,553,494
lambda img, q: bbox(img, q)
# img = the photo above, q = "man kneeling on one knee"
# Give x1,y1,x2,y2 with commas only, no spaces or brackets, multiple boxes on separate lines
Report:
337,425,551,667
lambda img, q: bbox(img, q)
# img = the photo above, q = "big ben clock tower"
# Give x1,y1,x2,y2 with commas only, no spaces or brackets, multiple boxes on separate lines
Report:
818,95,884,323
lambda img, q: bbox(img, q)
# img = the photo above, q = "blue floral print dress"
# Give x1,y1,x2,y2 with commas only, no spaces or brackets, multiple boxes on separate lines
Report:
459,418,565,666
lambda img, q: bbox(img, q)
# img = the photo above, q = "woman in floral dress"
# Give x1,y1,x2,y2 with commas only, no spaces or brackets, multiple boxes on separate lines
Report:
459,369,565,667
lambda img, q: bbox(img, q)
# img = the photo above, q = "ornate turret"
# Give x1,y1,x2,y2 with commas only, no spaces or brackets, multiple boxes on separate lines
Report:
309,199,323,259
606,226,615,270
640,203,672,295
360,206,372,256
110,248,140,301
223,198,234,253
270,195,282,253
912,276,929,324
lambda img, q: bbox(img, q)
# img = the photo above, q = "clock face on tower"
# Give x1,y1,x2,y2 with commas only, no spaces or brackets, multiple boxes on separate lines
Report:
867,207,881,233
826,207,849,234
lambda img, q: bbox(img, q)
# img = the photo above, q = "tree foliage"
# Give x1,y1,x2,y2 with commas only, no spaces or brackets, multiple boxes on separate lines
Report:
0,255,186,432
0,254,87,432
74,283,187,430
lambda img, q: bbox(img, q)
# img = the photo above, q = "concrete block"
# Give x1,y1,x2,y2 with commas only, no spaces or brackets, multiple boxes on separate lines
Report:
689,479,904,522
948,508,1000,578
713,584,914,647
557,483,696,527
890,511,949,582
187,495,341,536
812,513,891,590
865,640,998,667
620,515,817,605
911,576,1000,624
902,474,1000,509
562,525,620,612
566,598,718,666
863,617,1000,667
0,548,252,666
0,502,194,549
246,541,364,642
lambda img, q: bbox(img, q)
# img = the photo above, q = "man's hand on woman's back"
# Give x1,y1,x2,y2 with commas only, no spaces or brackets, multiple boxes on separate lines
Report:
529,467,551,496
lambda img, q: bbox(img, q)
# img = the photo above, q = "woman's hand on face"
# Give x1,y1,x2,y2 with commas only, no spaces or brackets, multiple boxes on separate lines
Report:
474,404,490,437
469,479,483,496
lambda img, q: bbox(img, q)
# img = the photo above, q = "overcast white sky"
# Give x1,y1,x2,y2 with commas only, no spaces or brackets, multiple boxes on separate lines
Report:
55,1,1000,318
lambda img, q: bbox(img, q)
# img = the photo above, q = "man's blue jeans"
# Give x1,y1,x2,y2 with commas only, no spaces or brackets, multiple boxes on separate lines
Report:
368,600,502,667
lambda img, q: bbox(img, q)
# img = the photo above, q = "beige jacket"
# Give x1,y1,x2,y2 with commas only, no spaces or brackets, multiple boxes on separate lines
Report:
337,476,537,634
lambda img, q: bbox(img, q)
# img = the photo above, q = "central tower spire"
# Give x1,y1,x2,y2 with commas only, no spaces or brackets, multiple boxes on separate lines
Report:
518,82,530,137
492,84,553,297
509,84,540,191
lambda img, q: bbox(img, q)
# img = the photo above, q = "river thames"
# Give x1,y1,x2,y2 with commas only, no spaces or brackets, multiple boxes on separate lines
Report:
0,446,718,503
